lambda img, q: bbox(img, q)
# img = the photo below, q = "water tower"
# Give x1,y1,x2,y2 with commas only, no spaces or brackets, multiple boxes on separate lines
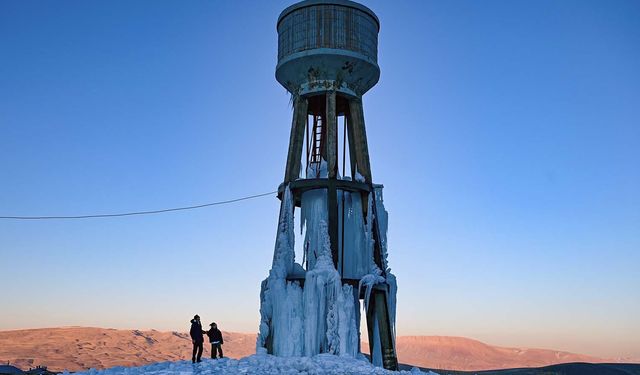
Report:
257,0,398,370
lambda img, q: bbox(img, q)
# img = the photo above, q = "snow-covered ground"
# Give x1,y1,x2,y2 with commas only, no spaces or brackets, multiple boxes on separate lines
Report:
70,353,438,375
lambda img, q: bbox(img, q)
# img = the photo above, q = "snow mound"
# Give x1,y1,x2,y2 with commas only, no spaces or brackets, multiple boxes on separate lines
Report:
69,354,438,375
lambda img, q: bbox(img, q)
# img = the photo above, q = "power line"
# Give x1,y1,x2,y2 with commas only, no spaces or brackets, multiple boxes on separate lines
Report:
0,191,278,220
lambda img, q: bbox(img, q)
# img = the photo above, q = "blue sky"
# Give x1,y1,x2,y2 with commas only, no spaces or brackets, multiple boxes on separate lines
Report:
1,0,639,359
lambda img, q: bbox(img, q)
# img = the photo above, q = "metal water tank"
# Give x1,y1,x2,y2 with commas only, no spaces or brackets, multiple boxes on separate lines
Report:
276,0,380,97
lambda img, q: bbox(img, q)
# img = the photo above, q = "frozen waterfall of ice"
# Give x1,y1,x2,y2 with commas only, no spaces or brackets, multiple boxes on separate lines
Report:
300,189,328,271
302,188,372,279
257,186,303,356
303,221,358,357
258,185,360,358
258,181,397,366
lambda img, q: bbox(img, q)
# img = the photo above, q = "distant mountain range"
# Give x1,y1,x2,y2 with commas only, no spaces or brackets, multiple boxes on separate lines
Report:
0,327,635,372
393,335,620,371
0,327,254,372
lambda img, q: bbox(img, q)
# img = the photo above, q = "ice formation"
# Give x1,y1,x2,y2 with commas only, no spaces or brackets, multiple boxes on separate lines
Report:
307,159,328,179
257,186,303,357
372,186,398,338
258,186,360,357
258,182,397,364
69,355,438,375
300,189,328,271
338,189,373,279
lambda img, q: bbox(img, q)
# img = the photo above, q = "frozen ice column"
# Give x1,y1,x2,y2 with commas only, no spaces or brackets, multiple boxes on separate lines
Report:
257,0,398,370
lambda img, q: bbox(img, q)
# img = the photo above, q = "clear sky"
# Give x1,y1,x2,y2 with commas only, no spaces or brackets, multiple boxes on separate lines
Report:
1,0,638,360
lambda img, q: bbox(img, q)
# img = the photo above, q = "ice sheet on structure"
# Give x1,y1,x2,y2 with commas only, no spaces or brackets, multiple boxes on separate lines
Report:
70,354,439,375
338,190,372,280
271,186,296,277
307,159,328,178
259,189,361,358
257,186,298,352
372,186,398,341
358,265,385,311
300,189,328,271
302,220,359,357
357,192,384,311
356,185,399,363
373,185,389,271
337,284,359,357
258,176,398,365
271,279,304,357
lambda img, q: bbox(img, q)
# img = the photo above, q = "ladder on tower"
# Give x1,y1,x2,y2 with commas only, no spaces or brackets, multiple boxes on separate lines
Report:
308,114,324,177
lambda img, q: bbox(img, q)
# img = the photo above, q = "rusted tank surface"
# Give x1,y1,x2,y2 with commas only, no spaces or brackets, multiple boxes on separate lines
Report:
276,0,380,97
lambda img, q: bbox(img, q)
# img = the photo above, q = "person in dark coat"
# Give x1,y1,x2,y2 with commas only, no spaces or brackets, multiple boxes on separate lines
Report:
189,314,205,363
206,322,224,359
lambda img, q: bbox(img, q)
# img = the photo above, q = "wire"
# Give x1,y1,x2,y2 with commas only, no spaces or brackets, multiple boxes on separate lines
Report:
0,191,278,220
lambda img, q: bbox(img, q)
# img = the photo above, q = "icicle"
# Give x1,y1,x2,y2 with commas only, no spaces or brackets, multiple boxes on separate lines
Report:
373,185,389,271
358,192,384,312
326,279,340,354
342,191,371,279
258,185,301,353
358,265,385,312
271,279,304,356
337,284,358,357
302,220,339,356
256,279,272,349
307,158,328,178
271,185,296,277
300,189,328,271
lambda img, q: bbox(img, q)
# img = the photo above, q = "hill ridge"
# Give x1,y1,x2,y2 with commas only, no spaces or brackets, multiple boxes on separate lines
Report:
0,327,634,372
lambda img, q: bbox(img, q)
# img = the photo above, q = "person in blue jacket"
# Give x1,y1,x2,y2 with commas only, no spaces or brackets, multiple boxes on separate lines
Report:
189,314,205,363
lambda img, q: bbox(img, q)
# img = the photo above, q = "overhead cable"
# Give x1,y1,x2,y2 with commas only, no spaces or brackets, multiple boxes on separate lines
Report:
0,191,277,220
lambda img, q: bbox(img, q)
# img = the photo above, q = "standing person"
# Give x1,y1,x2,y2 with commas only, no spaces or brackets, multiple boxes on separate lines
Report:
189,314,205,363
206,322,224,359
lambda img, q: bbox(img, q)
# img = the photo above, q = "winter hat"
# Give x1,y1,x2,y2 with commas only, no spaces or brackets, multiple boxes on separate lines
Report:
194,314,200,319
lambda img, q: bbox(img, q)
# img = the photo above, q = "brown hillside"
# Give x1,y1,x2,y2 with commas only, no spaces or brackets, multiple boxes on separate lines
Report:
0,327,255,372
0,327,624,372
394,336,608,371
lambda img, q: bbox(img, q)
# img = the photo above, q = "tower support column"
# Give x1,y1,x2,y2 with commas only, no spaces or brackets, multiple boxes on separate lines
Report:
326,91,340,268
284,97,309,183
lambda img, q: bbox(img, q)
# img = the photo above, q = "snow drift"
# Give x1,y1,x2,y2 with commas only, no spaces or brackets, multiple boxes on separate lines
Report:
69,354,437,375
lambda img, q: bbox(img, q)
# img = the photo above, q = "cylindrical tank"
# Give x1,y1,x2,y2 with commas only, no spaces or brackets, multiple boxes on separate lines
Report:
276,0,380,97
